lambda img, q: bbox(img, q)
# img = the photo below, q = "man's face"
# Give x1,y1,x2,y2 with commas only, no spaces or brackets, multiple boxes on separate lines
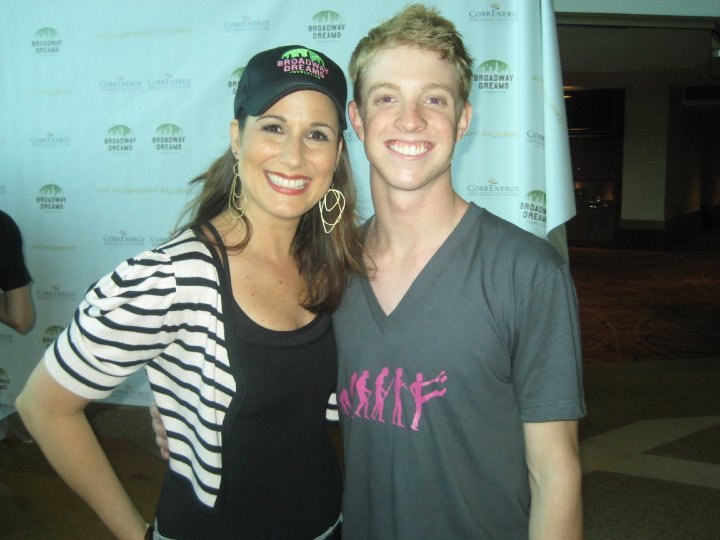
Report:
349,45,471,197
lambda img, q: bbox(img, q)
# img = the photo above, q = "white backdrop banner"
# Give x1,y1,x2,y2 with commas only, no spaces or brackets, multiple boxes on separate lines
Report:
0,0,574,409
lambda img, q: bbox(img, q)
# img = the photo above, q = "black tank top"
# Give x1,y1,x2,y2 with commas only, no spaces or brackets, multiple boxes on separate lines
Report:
155,225,342,539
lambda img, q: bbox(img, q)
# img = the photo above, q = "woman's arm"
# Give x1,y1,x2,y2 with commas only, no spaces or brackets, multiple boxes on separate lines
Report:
0,285,35,334
16,362,148,540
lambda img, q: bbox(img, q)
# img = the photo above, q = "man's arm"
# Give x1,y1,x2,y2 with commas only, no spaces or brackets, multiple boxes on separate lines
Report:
0,285,35,334
524,419,583,540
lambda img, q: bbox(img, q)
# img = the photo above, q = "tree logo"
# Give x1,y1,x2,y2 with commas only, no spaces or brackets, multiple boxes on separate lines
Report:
153,124,185,152
36,184,66,212
105,125,136,153
32,27,63,54
474,60,514,92
308,11,345,41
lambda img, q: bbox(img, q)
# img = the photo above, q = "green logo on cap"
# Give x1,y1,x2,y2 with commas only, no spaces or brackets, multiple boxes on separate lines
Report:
282,48,324,66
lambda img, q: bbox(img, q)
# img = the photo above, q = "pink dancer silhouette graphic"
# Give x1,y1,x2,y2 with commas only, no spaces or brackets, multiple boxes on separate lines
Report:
353,370,372,419
370,367,392,422
338,388,352,416
339,371,358,416
392,368,408,427
409,370,448,431
339,367,449,431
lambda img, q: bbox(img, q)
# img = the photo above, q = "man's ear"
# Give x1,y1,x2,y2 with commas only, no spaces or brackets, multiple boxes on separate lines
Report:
348,101,365,142
456,101,472,142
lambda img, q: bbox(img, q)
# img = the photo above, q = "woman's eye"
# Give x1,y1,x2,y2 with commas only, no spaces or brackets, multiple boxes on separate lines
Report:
308,130,330,142
261,123,283,134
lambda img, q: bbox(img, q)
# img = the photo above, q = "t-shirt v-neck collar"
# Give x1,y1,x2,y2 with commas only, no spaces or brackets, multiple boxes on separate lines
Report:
360,203,480,332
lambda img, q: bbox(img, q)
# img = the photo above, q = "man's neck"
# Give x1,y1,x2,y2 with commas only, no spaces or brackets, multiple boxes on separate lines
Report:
367,184,468,258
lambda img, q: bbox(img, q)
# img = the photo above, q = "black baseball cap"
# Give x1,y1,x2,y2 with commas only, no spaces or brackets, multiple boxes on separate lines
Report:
234,44,347,129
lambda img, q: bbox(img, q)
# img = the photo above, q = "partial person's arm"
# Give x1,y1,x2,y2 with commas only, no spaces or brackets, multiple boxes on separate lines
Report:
524,420,583,540
0,285,35,334
16,362,149,540
149,402,170,461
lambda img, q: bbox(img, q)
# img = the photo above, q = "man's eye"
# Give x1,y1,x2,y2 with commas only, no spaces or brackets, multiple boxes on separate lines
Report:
375,94,395,104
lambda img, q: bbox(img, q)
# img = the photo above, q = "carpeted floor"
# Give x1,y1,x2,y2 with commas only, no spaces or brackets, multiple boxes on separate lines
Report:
570,232,720,364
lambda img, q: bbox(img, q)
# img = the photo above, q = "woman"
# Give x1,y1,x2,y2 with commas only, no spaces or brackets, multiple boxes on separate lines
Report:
17,44,364,540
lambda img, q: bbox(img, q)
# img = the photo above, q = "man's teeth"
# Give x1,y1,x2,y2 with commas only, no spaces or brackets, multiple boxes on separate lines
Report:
267,173,307,189
389,142,430,156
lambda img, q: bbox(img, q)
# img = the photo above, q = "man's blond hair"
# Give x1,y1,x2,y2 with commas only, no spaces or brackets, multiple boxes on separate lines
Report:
349,4,474,108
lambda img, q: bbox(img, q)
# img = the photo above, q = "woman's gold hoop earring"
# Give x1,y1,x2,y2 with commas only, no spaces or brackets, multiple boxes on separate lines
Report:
228,161,247,218
318,184,345,234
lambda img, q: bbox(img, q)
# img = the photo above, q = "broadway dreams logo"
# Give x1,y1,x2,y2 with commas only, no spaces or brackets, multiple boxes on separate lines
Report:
308,11,345,40
43,326,65,347
32,27,63,54
520,190,547,225
105,125,136,153
228,67,245,94
153,124,185,152
475,60,514,91
36,184,66,212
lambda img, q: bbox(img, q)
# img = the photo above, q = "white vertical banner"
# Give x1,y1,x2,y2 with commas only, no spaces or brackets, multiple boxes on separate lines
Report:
1,0,575,410
453,0,575,257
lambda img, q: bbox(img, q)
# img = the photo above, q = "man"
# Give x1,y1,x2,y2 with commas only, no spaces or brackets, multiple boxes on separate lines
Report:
332,5,584,539
153,5,585,537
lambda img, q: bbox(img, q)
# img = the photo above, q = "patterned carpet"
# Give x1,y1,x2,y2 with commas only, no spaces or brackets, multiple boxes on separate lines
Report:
570,231,720,364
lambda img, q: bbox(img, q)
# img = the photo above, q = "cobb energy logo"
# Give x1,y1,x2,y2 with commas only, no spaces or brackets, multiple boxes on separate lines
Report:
104,230,146,248
224,15,270,33
467,178,519,197
469,3,518,23
36,184,66,212
33,27,63,54
475,60,514,91
43,325,65,347
106,125,135,153
527,129,545,148
36,284,77,303
99,75,143,92
278,48,329,79
153,124,185,152
148,73,191,90
308,11,344,40
0,367,9,391
521,190,547,225
228,67,245,94
31,131,70,147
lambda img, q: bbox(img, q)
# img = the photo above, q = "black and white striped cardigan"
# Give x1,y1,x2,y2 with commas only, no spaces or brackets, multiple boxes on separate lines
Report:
44,227,338,508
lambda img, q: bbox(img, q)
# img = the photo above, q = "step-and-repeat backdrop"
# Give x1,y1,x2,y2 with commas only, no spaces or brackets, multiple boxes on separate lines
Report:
0,0,574,412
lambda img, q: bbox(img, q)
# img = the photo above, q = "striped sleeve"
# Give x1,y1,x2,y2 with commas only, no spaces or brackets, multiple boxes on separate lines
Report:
43,249,177,400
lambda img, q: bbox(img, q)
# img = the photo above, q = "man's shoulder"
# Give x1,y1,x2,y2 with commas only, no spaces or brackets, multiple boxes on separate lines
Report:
471,205,565,268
